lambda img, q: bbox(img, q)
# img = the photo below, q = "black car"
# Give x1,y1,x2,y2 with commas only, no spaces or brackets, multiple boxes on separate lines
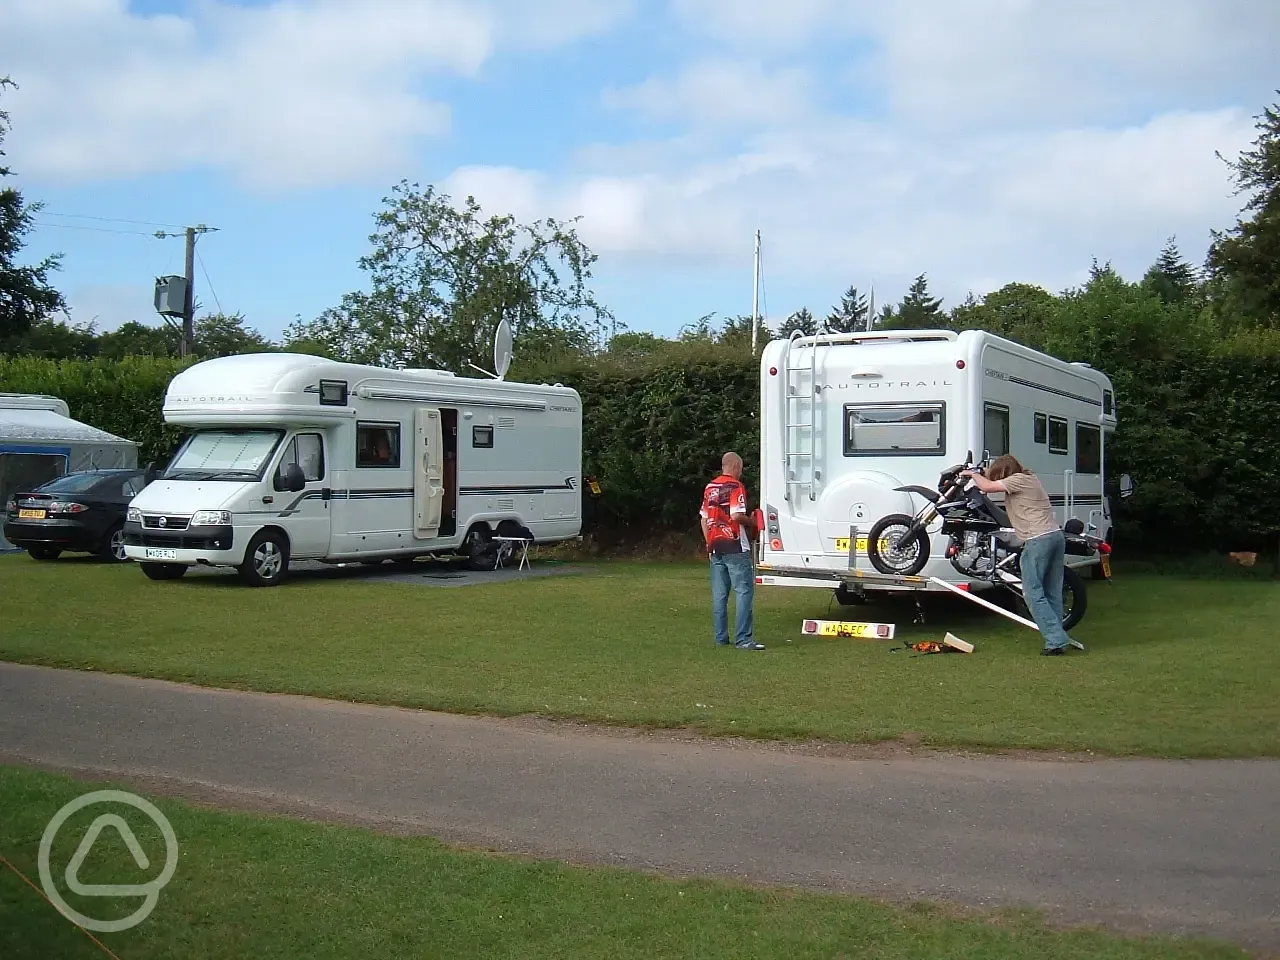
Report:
3,469,152,562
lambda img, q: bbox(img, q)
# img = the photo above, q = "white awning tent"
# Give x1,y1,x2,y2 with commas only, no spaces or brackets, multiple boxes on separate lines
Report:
1,393,139,551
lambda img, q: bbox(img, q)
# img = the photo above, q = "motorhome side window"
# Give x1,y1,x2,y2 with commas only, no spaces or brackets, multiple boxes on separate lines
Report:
281,433,325,482
356,423,401,468
1076,423,1101,474
843,404,945,456
472,425,494,448
1033,413,1048,444
983,403,1010,458
1048,416,1069,455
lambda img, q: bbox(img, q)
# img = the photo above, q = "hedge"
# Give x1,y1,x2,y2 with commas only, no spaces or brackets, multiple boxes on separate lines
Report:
4,352,1279,551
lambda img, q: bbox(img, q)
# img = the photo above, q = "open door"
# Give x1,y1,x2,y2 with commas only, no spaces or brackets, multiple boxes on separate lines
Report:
413,407,444,539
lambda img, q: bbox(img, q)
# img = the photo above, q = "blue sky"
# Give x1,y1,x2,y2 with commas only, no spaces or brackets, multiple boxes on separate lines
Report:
3,0,1278,343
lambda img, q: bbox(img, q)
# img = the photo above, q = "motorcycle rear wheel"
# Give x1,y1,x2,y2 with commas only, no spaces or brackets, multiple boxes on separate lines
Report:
1010,565,1088,631
867,514,930,576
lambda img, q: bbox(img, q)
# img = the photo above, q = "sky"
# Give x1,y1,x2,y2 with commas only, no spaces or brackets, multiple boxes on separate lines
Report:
2,0,1277,343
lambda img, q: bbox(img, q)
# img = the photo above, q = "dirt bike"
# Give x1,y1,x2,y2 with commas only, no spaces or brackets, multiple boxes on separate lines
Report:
865,451,1109,631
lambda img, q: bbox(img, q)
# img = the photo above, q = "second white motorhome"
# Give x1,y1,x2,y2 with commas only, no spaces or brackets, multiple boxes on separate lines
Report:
755,329,1117,600
123,352,583,585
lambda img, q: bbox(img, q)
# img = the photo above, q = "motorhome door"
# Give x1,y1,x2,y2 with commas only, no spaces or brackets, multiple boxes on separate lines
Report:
413,407,444,539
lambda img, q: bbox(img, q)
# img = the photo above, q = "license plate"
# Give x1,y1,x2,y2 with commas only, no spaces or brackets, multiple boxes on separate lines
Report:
835,536,889,554
144,548,178,560
17,508,46,520
802,619,896,639
1101,555,1111,578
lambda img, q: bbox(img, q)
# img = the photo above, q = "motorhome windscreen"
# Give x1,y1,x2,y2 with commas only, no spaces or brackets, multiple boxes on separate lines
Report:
843,403,945,456
166,429,284,479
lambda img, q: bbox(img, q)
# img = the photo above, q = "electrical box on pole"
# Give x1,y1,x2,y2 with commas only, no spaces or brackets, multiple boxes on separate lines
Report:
154,276,187,318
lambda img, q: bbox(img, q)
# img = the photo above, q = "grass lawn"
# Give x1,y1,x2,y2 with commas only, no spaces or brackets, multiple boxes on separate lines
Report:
0,553,1277,757
0,765,1248,960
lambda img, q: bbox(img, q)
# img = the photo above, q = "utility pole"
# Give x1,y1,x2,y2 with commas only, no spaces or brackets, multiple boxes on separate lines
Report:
751,229,761,354
154,224,218,358
867,285,875,333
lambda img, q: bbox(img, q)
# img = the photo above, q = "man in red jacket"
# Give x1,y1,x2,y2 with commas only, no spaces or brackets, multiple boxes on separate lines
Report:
699,452,764,650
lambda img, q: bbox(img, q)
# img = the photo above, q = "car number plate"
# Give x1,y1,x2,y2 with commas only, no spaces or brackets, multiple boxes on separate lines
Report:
144,548,178,560
18,508,46,519
802,619,896,639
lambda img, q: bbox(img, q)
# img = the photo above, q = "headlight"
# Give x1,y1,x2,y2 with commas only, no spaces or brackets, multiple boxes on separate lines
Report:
127,507,142,523
190,510,233,526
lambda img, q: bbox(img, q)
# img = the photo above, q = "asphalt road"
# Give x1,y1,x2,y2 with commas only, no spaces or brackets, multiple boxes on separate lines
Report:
1,662,1275,952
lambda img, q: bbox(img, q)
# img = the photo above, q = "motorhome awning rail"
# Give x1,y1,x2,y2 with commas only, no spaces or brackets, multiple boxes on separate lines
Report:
357,388,548,411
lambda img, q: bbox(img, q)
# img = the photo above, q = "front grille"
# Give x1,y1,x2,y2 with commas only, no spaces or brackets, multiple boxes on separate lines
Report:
125,528,233,551
142,515,191,530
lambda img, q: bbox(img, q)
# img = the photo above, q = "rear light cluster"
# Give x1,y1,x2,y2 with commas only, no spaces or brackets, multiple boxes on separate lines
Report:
764,504,783,551
46,501,88,514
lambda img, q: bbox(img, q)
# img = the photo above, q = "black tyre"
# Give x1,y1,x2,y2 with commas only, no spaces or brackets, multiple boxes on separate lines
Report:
866,514,930,576
98,524,129,562
461,525,496,571
1010,566,1088,631
26,546,62,561
1062,566,1087,631
239,529,290,587
834,582,866,606
140,562,187,581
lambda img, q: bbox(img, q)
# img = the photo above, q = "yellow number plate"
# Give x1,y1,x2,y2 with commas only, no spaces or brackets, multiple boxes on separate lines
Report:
18,508,46,519
802,619,896,640
835,536,890,553
1101,555,1112,578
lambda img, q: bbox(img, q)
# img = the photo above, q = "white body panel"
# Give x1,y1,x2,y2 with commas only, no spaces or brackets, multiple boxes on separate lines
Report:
123,353,582,570
756,329,1117,593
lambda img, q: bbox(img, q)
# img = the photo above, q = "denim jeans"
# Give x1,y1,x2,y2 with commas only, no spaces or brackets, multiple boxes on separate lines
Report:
710,551,755,646
1020,530,1073,650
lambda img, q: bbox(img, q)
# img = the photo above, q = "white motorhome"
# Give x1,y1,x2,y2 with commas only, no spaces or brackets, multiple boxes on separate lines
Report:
755,329,1117,598
123,352,583,585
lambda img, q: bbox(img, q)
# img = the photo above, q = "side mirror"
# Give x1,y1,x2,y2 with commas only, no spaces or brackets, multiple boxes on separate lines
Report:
143,461,160,484
275,462,306,493
1119,474,1135,499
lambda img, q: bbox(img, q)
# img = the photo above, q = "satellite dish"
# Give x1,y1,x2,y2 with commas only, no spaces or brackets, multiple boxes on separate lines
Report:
493,319,513,380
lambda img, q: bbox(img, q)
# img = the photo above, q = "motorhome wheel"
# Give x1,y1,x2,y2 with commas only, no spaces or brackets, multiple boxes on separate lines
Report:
240,530,290,587
461,526,497,571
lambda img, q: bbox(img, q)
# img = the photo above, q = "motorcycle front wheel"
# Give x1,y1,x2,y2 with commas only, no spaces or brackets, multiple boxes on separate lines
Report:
867,514,930,576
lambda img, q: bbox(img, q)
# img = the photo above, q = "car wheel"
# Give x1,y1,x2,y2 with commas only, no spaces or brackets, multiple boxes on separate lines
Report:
239,529,290,587
140,562,187,581
99,524,129,562
26,546,61,561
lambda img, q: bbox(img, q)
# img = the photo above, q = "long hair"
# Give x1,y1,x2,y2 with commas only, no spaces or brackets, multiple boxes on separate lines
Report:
986,454,1029,482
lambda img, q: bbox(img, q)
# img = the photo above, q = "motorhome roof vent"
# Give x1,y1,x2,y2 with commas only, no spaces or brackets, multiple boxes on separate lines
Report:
850,367,883,379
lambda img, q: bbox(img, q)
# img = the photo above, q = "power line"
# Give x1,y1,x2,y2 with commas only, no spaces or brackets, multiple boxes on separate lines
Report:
195,247,223,315
33,220,156,237
42,211,186,229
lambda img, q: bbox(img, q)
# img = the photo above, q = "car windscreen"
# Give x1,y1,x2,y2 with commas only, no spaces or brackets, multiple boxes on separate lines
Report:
35,472,113,494
165,430,283,480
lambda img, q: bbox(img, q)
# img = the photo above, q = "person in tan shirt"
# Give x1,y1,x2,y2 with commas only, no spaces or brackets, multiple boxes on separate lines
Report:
962,454,1074,655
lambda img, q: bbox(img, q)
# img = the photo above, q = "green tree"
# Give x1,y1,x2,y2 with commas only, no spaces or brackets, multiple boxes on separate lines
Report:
717,314,774,348
779,307,816,337
949,282,1059,346
193,312,272,357
286,182,610,371
1,317,99,359
825,285,869,333
884,274,944,329
0,77,65,343
1207,94,1280,329
1143,237,1200,304
97,321,179,359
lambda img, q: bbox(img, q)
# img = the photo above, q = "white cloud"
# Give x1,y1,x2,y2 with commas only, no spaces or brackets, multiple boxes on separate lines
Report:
0,0,628,189
604,59,814,128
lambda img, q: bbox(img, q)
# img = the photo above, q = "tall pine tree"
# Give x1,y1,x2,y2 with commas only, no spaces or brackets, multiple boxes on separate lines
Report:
884,274,943,329
1143,237,1199,304
1207,94,1280,329
780,307,816,337
1,77,65,343
824,285,869,333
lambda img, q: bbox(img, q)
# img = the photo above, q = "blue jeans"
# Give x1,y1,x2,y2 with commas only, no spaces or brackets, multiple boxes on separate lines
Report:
710,551,755,646
1021,530,1073,650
